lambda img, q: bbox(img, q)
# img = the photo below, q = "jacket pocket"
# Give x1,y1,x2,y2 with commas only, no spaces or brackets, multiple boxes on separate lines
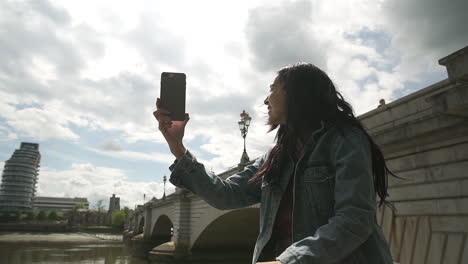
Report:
303,166,332,182
302,166,335,215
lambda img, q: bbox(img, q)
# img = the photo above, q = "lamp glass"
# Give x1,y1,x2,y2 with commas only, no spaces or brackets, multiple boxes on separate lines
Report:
238,121,244,130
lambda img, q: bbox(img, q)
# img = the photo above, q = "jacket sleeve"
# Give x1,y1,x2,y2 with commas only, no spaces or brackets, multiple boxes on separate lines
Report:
276,128,377,264
168,150,265,210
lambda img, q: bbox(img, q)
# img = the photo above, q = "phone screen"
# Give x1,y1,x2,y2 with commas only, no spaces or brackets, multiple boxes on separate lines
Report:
160,72,186,121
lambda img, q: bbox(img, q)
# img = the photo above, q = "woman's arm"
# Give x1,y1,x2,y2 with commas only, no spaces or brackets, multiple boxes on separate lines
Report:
153,97,264,210
276,128,377,264
169,150,265,210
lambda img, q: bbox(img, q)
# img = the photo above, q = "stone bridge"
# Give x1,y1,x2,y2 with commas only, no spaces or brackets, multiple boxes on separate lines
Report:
124,164,259,263
124,46,468,264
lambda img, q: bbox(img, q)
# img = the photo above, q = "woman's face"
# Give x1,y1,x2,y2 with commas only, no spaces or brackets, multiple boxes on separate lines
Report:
264,76,287,125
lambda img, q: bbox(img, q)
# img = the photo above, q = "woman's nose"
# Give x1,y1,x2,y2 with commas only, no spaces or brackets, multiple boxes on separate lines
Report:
264,96,269,105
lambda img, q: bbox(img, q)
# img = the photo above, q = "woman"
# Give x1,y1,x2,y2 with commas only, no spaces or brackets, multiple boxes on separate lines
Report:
153,63,395,264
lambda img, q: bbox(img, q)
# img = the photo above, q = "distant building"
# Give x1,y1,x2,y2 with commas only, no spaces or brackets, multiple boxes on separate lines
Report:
0,142,41,211
108,194,120,213
33,196,89,212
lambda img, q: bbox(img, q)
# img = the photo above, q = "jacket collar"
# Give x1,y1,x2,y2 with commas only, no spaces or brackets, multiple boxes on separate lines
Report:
286,121,330,162
303,120,328,149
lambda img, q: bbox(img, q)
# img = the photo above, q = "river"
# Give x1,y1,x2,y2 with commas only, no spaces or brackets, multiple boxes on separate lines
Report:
0,232,148,264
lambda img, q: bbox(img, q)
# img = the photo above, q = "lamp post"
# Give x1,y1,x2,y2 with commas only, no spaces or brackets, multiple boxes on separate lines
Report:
238,110,252,165
163,175,167,199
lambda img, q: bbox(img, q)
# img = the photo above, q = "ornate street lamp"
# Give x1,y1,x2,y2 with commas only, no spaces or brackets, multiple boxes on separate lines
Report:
238,110,252,165
163,175,167,199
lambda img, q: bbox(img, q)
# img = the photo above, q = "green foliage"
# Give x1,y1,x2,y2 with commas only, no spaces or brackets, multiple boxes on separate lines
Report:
0,212,16,222
95,199,105,212
15,210,23,221
24,211,35,221
111,210,126,229
74,203,85,210
48,210,59,221
85,225,112,229
37,210,47,221
123,206,130,216
57,212,64,221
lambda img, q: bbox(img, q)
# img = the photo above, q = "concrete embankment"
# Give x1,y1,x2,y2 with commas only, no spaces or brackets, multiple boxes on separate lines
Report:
0,222,71,232
0,232,122,244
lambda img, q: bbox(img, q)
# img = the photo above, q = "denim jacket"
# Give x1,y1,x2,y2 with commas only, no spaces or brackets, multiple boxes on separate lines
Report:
169,122,394,264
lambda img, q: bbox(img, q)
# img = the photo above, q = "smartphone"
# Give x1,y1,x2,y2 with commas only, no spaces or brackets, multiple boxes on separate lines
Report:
160,72,186,121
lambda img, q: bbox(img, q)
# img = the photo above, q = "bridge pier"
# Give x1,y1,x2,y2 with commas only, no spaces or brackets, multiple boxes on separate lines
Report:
171,193,191,260
125,190,193,261
128,234,148,258
143,202,153,239
122,230,134,245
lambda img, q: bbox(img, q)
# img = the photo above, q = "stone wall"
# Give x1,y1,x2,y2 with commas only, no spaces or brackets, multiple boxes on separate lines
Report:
361,46,468,264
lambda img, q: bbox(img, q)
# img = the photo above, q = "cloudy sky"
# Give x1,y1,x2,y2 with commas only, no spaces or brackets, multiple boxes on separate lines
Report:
1,0,467,209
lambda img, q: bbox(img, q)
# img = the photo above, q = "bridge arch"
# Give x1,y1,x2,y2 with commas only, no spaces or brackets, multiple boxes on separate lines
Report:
137,216,145,234
151,215,174,246
191,207,259,253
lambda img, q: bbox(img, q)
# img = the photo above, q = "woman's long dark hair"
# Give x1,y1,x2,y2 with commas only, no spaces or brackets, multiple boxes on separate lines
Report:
248,63,404,210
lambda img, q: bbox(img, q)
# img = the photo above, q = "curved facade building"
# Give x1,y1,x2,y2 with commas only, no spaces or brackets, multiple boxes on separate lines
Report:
0,142,41,211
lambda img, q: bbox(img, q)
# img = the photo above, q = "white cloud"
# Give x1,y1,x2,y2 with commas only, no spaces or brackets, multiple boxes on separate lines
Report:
6,104,80,141
37,162,175,208
0,125,18,142
1,0,465,204
1,0,395,150
381,0,468,71
90,147,174,165
98,140,123,152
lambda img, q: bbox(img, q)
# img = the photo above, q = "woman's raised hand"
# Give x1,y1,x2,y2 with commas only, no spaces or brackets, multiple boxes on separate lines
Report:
153,98,189,160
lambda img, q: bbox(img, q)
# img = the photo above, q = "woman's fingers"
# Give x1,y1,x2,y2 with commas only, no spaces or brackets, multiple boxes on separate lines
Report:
158,119,173,132
155,98,171,118
183,113,190,125
159,114,172,123
158,117,172,129
156,98,161,108
154,107,173,134
153,109,170,121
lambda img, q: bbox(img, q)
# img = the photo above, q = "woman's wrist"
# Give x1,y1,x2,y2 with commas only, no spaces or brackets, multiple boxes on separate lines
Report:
170,143,186,160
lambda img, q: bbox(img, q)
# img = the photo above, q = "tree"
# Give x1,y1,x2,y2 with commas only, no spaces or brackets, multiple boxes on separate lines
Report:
15,210,23,221
74,203,85,210
69,206,79,226
48,210,59,221
95,199,105,225
0,212,7,222
24,211,35,221
37,210,47,221
123,206,130,216
0,212,17,222
57,212,64,221
112,210,126,229
95,200,105,212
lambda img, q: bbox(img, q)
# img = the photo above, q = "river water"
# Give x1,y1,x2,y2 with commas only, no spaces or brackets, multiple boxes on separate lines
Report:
0,232,148,264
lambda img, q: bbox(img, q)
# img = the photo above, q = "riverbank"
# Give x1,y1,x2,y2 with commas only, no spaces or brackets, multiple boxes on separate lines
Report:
0,222,70,232
0,232,123,243
0,232,147,264
0,222,123,233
